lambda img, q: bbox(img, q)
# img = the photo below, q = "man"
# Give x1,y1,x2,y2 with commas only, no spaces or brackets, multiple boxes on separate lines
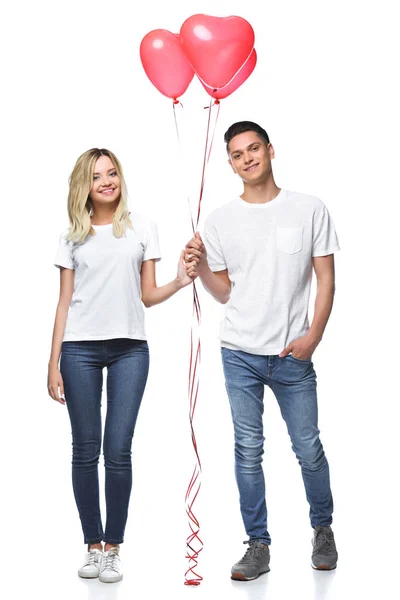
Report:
185,121,340,581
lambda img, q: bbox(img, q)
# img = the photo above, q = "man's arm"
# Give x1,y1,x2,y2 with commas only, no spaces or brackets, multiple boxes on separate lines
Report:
280,254,335,359
185,232,231,304
308,254,336,342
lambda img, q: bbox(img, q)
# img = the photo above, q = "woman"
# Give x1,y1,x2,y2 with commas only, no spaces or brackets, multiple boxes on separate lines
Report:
47,148,193,583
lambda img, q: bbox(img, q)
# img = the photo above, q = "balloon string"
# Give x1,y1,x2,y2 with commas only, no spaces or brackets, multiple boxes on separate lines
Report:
172,98,221,586
206,99,221,164
185,99,221,586
172,101,181,143
172,101,196,235
196,99,220,227
172,100,202,585
184,280,203,587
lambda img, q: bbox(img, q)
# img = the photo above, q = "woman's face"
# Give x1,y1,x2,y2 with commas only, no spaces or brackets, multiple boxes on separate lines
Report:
89,155,121,208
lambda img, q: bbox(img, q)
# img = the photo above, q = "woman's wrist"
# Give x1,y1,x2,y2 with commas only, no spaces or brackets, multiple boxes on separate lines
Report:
48,358,59,370
174,277,185,290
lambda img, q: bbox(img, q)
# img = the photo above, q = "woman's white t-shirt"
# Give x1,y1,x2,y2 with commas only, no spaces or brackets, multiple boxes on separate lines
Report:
54,212,161,341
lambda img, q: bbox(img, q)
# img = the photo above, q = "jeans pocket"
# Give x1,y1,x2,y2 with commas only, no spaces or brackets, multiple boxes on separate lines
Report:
289,352,312,363
276,227,303,254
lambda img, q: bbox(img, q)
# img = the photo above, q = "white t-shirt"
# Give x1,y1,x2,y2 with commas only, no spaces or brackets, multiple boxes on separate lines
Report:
54,212,161,342
204,189,340,355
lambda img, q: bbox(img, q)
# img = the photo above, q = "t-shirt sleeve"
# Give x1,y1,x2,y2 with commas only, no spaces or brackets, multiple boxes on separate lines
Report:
54,231,74,269
143,220,161,262
312,202,340,257
203,219,227,272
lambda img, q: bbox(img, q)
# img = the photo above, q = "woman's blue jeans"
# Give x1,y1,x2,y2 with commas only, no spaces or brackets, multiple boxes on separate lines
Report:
60,338,149,545
221,349,334,545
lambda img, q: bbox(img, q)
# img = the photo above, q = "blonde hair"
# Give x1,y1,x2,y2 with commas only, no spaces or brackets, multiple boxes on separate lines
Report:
66,148,132,243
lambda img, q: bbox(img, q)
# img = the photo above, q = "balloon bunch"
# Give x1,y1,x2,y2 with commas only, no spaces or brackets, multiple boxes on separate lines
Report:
140,14,256,103
140,14,256,586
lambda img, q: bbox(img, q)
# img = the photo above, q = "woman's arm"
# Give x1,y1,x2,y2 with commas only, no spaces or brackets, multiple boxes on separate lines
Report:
47,268,74,403
140,251,194,308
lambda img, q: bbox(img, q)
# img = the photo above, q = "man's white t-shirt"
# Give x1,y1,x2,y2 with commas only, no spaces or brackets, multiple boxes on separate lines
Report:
54,212,161,342
204,189,340,355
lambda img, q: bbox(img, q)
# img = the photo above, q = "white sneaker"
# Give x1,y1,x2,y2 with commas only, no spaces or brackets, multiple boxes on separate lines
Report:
78,548,103,578
99,547,123,583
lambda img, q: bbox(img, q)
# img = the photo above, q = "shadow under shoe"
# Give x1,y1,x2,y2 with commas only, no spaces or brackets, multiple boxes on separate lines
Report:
231,540,270,581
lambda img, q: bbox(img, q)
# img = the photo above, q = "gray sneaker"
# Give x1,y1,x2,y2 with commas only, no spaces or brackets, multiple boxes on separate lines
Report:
231,540,270,581
311,525,338,570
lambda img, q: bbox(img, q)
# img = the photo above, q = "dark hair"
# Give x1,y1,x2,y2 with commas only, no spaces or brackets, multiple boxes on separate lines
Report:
224,121,270,153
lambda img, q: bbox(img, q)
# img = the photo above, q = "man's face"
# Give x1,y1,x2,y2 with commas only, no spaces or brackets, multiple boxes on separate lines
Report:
228,131,274,184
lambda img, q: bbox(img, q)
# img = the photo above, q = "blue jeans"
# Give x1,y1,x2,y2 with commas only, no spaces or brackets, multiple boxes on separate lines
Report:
221,349,333,545
60,338,149,545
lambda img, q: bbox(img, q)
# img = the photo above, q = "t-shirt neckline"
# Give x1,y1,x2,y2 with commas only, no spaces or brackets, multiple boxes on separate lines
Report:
91,223,113,229
236,189,286,208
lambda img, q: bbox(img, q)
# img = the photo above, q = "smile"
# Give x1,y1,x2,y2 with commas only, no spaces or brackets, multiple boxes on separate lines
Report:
244,163,259,172
101,188,116,195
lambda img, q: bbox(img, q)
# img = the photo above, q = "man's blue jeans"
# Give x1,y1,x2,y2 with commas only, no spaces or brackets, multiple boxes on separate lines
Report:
60,339,149,545
221,348,333,545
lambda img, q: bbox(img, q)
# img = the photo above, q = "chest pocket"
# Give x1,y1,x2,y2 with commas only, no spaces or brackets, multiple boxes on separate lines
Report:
276,226,303,254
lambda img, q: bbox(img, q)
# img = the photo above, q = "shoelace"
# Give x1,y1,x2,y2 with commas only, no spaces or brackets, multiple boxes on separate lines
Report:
238,541,265,564
102,550,119,572
314,528,335,554
84,552,100,566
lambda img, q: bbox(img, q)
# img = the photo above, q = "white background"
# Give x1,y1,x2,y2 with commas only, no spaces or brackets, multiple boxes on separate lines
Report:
1,1,399,599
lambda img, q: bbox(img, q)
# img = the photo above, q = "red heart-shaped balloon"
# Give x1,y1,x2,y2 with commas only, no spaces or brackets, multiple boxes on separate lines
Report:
201,48,257,100
180,14,255,90
140,30,194,100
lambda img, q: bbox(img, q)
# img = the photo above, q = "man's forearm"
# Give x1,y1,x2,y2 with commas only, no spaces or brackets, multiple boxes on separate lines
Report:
308,280,335,342
198,263,231,304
